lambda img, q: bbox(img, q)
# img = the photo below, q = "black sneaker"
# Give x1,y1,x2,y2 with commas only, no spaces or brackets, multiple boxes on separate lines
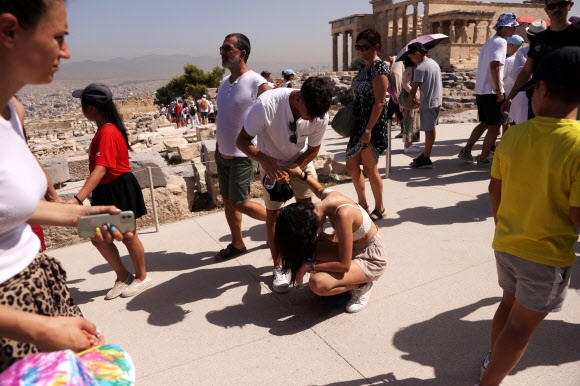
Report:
410,154,433,169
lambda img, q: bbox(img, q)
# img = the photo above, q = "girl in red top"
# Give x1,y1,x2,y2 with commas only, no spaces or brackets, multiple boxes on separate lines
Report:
69,83,152,300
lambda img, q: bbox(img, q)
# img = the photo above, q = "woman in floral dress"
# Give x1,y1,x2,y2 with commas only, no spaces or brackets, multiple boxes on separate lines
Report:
345,28,389,221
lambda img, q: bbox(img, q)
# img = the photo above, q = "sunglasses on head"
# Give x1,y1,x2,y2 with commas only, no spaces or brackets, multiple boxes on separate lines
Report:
355,44,373,52
546,0,570,10
289,121,297,144
219,45,234,52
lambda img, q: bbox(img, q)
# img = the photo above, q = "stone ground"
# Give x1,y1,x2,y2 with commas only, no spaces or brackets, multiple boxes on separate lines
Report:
46,120,580,385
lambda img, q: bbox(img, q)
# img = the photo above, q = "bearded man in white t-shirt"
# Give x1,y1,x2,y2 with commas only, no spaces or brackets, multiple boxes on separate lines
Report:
458,13,518,168
237,77,332,293
213,33,269,262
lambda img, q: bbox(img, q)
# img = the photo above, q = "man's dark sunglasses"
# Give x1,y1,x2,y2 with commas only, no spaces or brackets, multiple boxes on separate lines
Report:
219,45,235,52
289,121,297,144
354,44,373,52
546,0,570,10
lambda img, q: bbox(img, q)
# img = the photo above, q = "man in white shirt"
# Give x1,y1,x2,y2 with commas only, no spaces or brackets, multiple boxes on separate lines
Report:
458,13,518,167
237,77,332,293
214,33,269,262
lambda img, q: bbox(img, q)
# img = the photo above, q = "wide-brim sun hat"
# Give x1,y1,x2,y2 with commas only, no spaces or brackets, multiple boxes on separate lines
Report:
526,19,548,36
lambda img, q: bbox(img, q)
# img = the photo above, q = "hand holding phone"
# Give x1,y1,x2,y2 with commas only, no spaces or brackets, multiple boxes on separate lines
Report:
77,211,136,238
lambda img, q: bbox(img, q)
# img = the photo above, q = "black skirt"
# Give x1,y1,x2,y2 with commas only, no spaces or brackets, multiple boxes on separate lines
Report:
91,172,147,219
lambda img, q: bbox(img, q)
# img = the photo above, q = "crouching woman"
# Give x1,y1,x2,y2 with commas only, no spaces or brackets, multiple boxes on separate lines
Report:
275,165,387,313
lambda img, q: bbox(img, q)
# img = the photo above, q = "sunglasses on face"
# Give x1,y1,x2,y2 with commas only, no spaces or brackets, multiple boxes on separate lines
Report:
219,45,235,52
546,0,570,10
289,121,297,144
355,44,373,51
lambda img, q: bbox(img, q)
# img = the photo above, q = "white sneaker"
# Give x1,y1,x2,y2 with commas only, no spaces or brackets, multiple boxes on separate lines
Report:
105,275,134,300
346,282,373,313
272,266,289,293
404,144,422,154
121,275,153,298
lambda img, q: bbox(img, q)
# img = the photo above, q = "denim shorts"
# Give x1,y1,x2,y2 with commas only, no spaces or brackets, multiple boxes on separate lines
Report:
495,250,572,313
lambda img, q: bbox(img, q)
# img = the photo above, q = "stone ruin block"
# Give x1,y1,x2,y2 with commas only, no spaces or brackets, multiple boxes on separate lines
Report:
177,143,200,162
201,140,217,176
205,169,222,207
132,162,168,189
129,151,166,172
163,138,189,152
196,125,214,142
313,151,334,177
192,159,207,194
41,156,70,187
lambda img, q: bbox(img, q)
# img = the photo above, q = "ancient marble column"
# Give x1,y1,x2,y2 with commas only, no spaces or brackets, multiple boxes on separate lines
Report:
393,7,399,52
462,21,469,43
384,11,391,52
332,33,338,72
449,20,455,43
402,5,409,46
473,21,480,44
486,21,494,40
413,4,419,39
437,22,442,34
342,30,349,71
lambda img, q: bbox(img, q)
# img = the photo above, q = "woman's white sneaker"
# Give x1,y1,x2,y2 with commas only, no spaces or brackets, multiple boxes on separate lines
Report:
105,275,134,300
346,282,373,313
121,275,153,298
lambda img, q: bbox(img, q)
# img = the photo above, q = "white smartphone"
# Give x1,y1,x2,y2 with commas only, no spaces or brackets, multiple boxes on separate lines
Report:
77,211,136,238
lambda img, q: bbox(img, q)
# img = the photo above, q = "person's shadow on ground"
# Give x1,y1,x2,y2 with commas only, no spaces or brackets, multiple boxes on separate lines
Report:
124,263,344,331
389,296,580,384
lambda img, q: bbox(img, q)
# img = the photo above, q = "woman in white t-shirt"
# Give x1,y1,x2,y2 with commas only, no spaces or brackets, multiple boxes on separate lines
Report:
275,165,387,313
0,0,127,371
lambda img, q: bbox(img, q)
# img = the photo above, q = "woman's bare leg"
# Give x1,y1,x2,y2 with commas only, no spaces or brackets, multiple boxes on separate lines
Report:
346,153,368,209
122,234,147,282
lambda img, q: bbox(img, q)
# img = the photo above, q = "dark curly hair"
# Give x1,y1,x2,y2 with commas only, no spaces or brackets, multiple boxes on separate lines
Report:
356,28,382,50
275,202,319,285
300,77,332,120
0,0,63,30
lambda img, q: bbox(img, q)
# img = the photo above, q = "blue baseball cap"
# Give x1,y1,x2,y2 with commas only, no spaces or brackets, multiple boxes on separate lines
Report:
507,35,524,46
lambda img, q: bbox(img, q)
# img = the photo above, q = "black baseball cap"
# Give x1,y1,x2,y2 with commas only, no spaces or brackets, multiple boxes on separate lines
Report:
72,83,113,105
520,47,580,92
407,42,428,54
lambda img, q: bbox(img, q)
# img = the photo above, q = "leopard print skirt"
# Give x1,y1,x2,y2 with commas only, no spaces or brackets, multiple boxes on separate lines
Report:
0,252,82,373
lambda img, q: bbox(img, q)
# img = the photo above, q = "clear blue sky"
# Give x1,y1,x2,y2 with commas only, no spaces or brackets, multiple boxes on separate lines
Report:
65,0,580,63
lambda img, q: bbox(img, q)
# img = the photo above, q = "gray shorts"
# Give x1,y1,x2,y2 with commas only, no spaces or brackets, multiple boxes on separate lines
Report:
495,250,572,313
352,233,387,281
419,107,440,131
216,153,256,204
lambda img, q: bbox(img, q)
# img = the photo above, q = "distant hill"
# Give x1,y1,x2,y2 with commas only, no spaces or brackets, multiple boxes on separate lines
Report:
57,54,331,82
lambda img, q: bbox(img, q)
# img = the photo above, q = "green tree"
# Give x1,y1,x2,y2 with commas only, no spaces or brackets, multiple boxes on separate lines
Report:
349,57,365,71
154,64,226,106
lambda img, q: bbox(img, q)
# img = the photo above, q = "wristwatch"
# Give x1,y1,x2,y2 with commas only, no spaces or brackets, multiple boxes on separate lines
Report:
300,171,308,181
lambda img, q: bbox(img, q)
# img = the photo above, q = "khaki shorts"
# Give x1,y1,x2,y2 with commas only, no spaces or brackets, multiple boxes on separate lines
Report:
495,250,572,313
261,164,317,211
352,233,387,281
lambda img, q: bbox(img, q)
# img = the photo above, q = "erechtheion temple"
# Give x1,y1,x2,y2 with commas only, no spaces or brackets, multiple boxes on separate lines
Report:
330,0,546,70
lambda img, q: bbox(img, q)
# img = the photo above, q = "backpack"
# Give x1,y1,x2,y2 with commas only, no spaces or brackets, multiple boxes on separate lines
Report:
201,99,208,110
